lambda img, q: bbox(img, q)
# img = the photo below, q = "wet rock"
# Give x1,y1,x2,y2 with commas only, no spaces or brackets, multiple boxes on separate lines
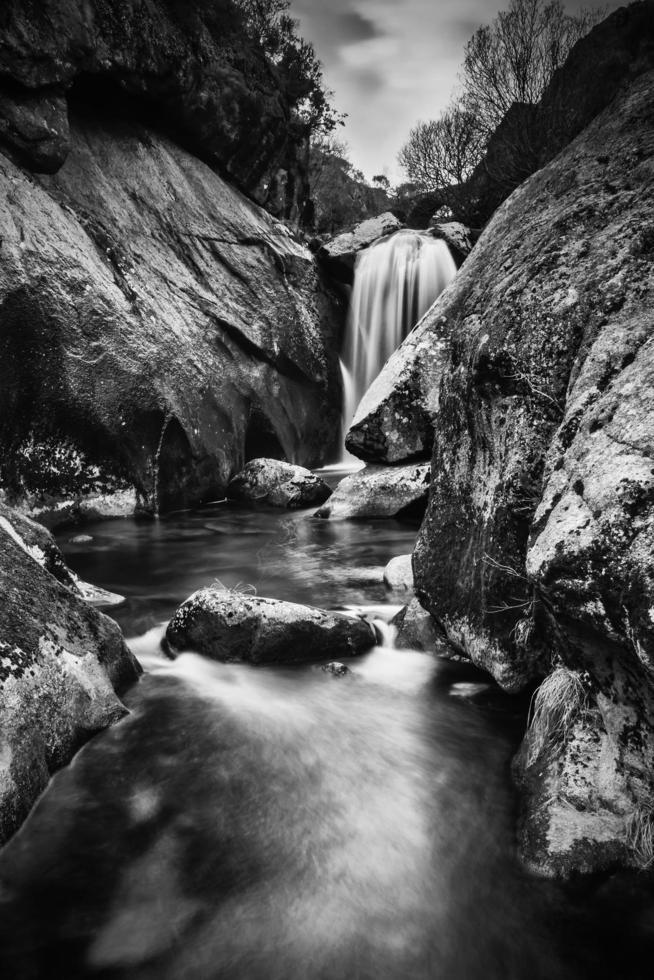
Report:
166,588,375,665
69,535,93,544
315,464,430,521
0,117,342,520
227,459,331,510
0,502,140,844
383,555,414,593
428,222,477,265
392,598,452,657
345,325,447,464
321,662,352,677
317,213,403,284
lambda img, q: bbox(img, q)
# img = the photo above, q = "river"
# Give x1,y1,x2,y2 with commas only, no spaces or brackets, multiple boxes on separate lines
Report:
0,472,651,979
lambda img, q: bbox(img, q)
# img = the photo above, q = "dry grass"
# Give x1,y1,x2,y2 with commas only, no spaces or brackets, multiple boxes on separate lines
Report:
626,806,654,869
526,667,589,766
211,578,257,596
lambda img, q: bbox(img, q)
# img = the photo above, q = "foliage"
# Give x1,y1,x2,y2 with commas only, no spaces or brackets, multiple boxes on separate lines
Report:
236,0,341,137
308,134,391,235
461,0,606,138
398,0,605,204
398,106,485,191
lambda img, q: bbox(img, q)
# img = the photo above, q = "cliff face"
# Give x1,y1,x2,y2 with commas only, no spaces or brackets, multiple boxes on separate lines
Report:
0,0,344,521
350,62,654,872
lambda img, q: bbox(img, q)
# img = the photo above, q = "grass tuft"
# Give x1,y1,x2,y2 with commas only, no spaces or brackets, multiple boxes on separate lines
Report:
526,666,589,766
211,578,258,596
626,806,654,869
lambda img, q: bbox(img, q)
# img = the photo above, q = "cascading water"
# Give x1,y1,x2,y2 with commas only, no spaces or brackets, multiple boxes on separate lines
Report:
340,231,457,460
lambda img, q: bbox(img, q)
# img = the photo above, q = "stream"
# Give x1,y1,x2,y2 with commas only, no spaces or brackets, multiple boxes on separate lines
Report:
0,469,652,979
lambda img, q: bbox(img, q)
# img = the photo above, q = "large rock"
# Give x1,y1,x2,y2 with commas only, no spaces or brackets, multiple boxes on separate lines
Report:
315,464,431,520
428,222,477,265
227,459,331,510
0,116,343,522
317,213,403,284
165,588,375,665
0,503,140,844
383,555,414,593
395,70,654,871
0,0,302,201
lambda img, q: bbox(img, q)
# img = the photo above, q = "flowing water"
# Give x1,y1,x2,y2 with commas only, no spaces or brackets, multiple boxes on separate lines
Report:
0,481,652,979
340,231,456,457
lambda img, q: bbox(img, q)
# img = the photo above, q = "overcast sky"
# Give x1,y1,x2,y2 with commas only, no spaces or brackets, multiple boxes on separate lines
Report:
290,0,618,182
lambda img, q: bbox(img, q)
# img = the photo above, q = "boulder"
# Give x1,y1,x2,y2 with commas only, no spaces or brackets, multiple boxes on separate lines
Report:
0,115,343,523
345,320,448,464
392,598,460,658
227,459,331,510
165,588,375,665
428,222,477,265
383,555,414,593
317,213,404,284
314,464,431,520
0,503,141,844
380,71,654,871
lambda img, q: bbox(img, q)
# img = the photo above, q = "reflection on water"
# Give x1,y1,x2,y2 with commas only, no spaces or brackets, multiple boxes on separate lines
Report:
0,501,653,978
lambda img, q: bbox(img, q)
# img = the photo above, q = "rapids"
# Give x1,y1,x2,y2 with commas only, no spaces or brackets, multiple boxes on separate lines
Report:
0,490,651,979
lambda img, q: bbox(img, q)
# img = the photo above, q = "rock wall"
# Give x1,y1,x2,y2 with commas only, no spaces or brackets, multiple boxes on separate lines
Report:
0,502,141,844
351,62,654,873
0,111,343,520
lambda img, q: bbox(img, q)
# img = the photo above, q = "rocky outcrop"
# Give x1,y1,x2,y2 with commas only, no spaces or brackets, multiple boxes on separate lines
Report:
428,222,477,265
0,502,140,844
0,115,343,522
359,62,654,872
317,213,404,284
315,464,430,520
165,588,375,665
0,0,302,201
227,459,331,510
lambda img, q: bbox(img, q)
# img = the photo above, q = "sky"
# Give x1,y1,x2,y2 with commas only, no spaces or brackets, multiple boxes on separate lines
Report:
290,0,619,183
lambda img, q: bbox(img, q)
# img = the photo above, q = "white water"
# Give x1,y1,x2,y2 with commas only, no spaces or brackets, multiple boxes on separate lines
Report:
340,231,457,459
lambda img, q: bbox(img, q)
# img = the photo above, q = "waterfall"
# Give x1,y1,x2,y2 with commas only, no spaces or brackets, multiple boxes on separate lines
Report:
340,231,457,460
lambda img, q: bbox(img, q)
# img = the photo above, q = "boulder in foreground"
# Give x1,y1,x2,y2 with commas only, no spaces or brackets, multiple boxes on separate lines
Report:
227,459,331,510
166,588,375,665
0,503,140,844
315,464,430,520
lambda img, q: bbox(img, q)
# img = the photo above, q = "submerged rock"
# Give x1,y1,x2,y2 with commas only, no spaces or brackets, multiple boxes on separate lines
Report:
227,459,331,510
383,555,415,593
0,503,140,844
317,213,403,284
321,662,352,677
166,589,375,665
315,464,430,520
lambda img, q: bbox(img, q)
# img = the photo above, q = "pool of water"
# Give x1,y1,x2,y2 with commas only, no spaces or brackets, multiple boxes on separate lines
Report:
0,491,652,979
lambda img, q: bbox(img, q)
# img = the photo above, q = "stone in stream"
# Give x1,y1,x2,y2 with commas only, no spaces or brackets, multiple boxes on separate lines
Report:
0,502,141,845
165,589,375,665
315,464,430,520
383,554,414,593
227,459,332,510
321,662,352,677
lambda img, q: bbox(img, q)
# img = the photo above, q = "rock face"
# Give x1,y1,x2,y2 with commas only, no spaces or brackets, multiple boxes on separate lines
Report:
227,459,331,510
165,588,375,665
315,464,431,520
362,62,654,872
0,115,343,521
0,502,140,844
0,0,303,203
317,213,404,284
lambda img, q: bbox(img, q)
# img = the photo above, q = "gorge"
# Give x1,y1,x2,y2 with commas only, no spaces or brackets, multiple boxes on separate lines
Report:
1,1,654,977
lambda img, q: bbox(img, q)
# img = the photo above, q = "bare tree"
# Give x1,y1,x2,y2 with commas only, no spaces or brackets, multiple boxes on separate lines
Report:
398,105,485,190
461,0,606,137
